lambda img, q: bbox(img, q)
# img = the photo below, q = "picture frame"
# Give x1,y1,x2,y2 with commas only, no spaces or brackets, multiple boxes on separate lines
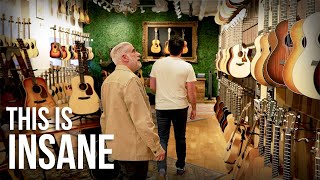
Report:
142,21,198,63
36,0,44,20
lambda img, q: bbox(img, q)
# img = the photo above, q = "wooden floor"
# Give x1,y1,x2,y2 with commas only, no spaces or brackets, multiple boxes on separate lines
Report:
165,103,229,175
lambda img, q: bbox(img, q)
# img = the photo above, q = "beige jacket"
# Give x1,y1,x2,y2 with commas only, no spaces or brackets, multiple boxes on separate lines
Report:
100,65,164,161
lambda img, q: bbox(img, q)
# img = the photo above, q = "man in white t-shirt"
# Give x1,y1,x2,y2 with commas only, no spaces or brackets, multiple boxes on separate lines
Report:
150,35,197,178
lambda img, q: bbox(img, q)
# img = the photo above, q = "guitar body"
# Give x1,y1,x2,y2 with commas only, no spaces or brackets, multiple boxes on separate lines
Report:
151,39,161,53
61,45,68,59
283,19,304,94
69,75,100,115
254,33,270,86
266,20,290,87
87,47,94,60
221,47,232,74
50,42,61,58
247,156,265,179
79,9,85,23
236,147,259,180
24,40,33,58
259,166,272,179
292,12,320,99
223,127,244,164
182,41,188,54
263,30,279,86
23,77,56,118
72,45,78,59
228,44,251,78
63,46,72,61
315,63,320,95
251,34,263,80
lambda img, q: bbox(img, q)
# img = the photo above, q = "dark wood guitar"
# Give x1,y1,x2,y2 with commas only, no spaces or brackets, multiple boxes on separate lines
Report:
262,0,280,87
17,39,56,119
265,0,289,87
50,25,61,58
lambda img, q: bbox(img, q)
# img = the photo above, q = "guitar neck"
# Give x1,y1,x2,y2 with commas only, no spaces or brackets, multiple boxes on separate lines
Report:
264,116,273,166
306,0,315,17
271,0,279,30
280,0,287,21
283,133,292,179
258,115,265,156
263,0,269,33
272,126,281,178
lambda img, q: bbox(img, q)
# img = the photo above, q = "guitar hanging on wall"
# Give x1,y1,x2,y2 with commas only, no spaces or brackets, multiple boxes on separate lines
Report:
69,41,100,115
182,29,188,54
163,28,171,55
151,27,161,53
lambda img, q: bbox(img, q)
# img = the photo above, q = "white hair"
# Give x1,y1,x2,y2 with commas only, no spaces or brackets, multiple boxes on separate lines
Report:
110,42,132,65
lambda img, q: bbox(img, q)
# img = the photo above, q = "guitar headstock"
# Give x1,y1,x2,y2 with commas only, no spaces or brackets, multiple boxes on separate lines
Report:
267,99,277,118
283,111,298,134
274,107,285,126
261,98,268,114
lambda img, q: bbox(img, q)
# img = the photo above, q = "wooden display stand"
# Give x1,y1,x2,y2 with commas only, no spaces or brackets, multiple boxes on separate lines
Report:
195,78,206,102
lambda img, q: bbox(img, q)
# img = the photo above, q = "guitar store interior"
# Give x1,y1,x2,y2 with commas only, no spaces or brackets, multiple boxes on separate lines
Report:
0,0,320,180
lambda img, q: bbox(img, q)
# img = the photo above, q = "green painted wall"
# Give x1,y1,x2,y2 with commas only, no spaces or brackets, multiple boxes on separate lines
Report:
84,2,219,97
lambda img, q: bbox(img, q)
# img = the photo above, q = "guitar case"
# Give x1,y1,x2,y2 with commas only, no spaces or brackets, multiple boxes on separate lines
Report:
82,128,121,180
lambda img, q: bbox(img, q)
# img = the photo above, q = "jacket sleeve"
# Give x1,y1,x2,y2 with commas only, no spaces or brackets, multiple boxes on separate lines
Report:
123,77,164,157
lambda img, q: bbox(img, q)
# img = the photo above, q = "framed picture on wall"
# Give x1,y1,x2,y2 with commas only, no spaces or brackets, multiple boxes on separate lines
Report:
36,0,44,20
142,21,198,63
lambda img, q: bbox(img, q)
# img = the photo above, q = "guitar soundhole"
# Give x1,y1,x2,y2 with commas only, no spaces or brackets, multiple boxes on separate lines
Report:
285,34,293,47
269,46,271,52
302,37,307,48
79,83,87,91
31,42,35,49
32,85,41,94
238,51,243,57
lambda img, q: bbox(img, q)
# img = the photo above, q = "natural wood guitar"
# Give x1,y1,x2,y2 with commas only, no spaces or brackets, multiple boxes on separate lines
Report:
69,41,100,115
292,1,320,99
150,28,161,53
163,28,171,55
17,39,56,118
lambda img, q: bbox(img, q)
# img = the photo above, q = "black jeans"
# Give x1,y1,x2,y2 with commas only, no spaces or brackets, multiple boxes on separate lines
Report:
117,161,149,180
156,107,188,171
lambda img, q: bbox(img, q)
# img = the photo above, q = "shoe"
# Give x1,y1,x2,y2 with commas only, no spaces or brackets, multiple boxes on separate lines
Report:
158,168,168,180
176,167,185,175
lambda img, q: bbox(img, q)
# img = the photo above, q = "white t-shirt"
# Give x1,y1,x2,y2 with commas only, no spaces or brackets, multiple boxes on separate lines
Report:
150,57,197,110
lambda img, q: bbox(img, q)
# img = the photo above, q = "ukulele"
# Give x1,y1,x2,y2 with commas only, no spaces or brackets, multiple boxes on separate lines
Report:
182,29,188,54
150,27,161,53
17,39,56,118
291,0,320,99
163,28,171,55
69,41,100,115
50,25,61,58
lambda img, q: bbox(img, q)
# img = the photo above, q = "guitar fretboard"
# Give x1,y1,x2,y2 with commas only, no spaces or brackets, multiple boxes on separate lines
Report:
280,0,287,22
264,116,273,166
283,133,292,180
263,0,270,33
258,115,265,156
272,126,281,178
271,0,279,30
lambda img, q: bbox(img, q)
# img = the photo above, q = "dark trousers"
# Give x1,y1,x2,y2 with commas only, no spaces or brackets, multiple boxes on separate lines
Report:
156,107,188,171
117,161,149,180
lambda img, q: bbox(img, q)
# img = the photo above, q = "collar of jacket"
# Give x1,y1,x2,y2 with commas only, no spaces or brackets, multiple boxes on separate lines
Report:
115,65,132,72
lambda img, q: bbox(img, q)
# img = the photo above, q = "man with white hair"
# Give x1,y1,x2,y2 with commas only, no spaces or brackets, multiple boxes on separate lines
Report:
100,42,165,179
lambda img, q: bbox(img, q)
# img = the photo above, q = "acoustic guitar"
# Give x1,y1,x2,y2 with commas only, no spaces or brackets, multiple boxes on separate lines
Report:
283,0,303,94
292,0,320,99
163,28,171,55
182,29,188,54
150,28,161,53
228,15,251,78
251,0,269,82
26,18,39,58
69,41,100,115
0,14,7,47
17,39,56,118
50,25,61,58
62,28,71,61
59,27,68,60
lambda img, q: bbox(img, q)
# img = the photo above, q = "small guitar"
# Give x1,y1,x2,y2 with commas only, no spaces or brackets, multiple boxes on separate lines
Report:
18,39,56,119
69,41,100,115
150,27,161,53
163,28,171,55
182,29,188,54
50,25,61,58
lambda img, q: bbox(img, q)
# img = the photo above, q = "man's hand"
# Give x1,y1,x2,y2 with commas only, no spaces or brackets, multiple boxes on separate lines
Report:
155,151,166,161
190,108,196,120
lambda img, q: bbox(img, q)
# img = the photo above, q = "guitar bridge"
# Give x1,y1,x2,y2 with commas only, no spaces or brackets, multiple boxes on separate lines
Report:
34,99,46,104
236,63,244,66
78,97,90,100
